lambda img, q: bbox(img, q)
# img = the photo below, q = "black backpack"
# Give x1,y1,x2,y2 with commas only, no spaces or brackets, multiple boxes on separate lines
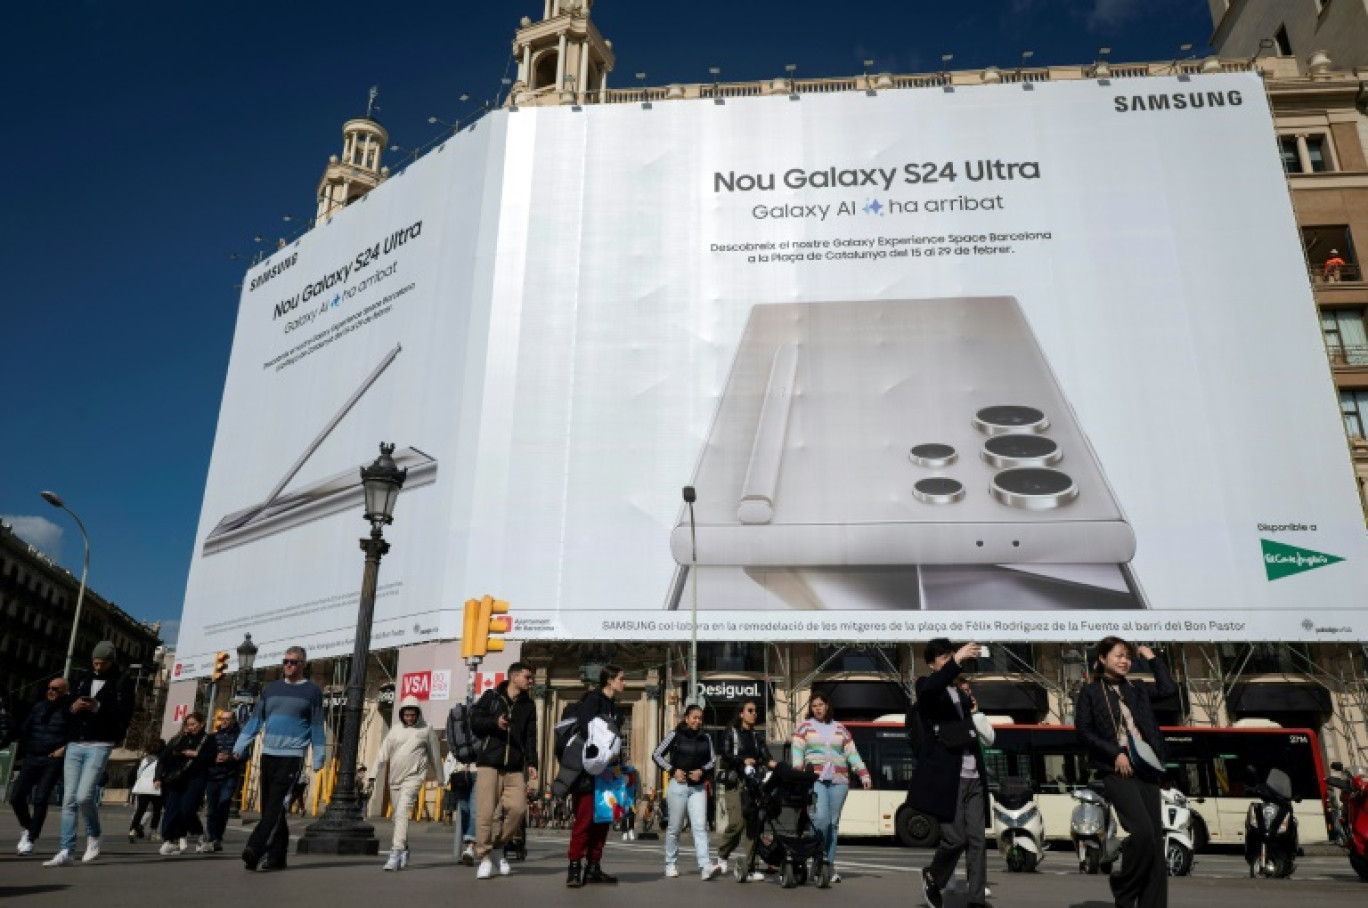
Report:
446,702,479,764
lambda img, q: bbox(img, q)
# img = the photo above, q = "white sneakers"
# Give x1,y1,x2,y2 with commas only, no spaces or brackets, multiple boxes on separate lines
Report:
717,858,729,874
384,850,402,871
160,841,181,856
177,837,189,854
702,862,722,880
195,837,215,854
81,838,101,863
17,831,34,856
477,858,494,879
400,848,410,869
664,863,679,878
44,851,76,867
748,871,767,881
498,857,511,876
461,844,475,866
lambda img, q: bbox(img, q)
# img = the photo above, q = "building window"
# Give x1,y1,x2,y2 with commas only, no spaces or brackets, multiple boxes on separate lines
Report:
1279,137,1300,173
815,644,901,673
697,642,766,673
1323,309,1368,364
1281,135,1335,174
1341,390,1368,438
1302,225,1356,281
1274,25,1292,56
963,642,1035,674
1221,642,1311,675
1306,136,1329,172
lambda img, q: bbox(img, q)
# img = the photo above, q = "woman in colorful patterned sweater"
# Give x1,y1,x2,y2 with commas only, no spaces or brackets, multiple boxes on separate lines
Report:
790,693,871,881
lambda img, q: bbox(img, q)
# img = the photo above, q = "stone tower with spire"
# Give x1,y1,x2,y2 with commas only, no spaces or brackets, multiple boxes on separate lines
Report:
508,0,616,106
315,87,390,224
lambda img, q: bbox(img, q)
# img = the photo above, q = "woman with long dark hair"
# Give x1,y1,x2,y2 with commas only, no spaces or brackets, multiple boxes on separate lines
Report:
565,664,625,888
1074,637,1177,908
715,698,774,880
791,692,871,881
653,704,720,879
155,713,216,855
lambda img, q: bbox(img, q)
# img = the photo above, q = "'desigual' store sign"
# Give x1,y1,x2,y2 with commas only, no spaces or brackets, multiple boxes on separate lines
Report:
686,679,766,703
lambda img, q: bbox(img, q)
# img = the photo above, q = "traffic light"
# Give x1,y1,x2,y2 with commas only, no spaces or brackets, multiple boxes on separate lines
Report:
461,598,482,659
461,595,511,660
480,596,511,654
212,651,230,682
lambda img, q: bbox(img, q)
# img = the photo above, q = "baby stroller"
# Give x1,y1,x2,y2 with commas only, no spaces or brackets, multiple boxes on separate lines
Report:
734,762,829,888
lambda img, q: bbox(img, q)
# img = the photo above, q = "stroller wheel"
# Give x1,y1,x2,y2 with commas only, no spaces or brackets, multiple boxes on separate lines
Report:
816,863,833,889
780,864,797,889
734,860,747,882
794,862,809,887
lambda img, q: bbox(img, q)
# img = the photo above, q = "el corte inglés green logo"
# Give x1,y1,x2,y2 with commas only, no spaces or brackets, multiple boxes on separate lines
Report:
1261,539,1344,581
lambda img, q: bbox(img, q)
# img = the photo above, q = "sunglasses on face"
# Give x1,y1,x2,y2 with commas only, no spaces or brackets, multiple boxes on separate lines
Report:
282,659,301,666
48,686,64,693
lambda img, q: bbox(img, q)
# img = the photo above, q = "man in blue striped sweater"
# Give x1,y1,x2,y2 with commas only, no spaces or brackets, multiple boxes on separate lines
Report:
234,645,325,871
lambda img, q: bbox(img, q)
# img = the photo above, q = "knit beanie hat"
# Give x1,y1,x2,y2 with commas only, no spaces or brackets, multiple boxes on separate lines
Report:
92,641,118,662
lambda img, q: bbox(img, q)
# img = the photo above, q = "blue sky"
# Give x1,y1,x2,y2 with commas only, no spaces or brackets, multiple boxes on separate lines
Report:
0,0,1213,644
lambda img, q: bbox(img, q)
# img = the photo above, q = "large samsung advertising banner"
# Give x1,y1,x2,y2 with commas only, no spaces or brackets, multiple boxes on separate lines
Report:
176,72,1367,676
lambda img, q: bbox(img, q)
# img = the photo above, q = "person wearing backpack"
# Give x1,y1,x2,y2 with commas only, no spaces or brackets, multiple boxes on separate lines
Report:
715,698,774,880
565,664,625,888
469,663,539,879
446,695,482,864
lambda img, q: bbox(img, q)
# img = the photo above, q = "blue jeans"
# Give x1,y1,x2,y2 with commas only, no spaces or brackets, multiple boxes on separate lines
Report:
205,776,238,842
452,781,476,855
812,780,849,866
60,744,112,853
665,778,711,870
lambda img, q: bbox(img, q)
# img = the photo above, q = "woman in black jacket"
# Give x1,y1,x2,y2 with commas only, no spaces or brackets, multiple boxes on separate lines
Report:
155,712,217,856
715,699,774,879
653,704,720,880
1074,637,1177,908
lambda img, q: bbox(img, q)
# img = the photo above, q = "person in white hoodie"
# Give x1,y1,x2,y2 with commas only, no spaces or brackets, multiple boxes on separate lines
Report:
368,696,443,871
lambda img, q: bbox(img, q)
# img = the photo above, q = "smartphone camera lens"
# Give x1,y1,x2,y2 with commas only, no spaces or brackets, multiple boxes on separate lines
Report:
913,476,965,505
973,405,1049,436
909,443,957,468
990,468,1077,510
981,434,1061,468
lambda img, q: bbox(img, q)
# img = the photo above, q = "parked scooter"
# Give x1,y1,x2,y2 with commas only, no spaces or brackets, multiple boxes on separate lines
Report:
1161,786,1196,876
1326,761,1368,882
1070,783,1121,875
1244,767,1299,878
993,777,1046,872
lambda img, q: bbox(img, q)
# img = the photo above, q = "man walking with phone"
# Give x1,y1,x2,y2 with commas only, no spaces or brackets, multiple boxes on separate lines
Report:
470,662,539,879
44,642,134,867
234,646,325,872
909,639,990,908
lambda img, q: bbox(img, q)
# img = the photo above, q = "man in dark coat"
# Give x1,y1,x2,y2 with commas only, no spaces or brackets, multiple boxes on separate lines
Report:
907,639,988,908
10,678,72,854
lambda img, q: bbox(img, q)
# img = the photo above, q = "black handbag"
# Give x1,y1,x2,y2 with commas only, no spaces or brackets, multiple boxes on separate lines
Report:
934,717,976,749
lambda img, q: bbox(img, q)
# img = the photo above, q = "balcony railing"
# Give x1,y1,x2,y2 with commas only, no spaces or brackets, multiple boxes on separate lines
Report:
1311,263,1362,283
1326,344,1368,366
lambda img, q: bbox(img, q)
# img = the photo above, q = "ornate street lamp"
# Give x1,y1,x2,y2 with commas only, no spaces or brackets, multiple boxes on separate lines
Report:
229,632,261,819
299,443,406,854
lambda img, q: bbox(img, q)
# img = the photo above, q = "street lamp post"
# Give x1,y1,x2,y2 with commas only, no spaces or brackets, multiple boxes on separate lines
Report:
299,443,407,855
229,633,259,820
40,491,90,681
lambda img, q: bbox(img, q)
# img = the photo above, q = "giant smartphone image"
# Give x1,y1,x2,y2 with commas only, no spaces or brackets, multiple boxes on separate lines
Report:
201,344,437,555
670,298,1136,567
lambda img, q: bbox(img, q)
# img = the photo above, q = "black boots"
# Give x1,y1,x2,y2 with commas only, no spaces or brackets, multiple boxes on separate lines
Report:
567,860,584,888
584,863,618,884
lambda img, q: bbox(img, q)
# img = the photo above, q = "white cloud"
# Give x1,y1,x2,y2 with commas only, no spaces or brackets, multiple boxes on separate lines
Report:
157,619,180,647
3,515,64,561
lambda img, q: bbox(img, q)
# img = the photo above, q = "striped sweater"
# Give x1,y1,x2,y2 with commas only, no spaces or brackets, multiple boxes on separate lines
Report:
235,679,326,770
790,719,870,786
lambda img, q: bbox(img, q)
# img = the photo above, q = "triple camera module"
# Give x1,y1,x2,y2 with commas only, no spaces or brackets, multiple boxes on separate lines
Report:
910,404,1077,510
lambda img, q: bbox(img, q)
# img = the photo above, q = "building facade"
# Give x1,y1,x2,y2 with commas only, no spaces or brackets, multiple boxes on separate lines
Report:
195,3,1368,823
0,519,164,737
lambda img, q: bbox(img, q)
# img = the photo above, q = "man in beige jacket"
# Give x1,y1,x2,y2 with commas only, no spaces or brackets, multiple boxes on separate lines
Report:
369,696,443,871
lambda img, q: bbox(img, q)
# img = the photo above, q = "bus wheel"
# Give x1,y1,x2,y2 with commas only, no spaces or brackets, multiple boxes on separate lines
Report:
895,806,940,848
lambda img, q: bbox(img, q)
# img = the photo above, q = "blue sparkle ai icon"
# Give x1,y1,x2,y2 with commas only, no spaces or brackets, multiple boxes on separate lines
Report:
863,198,884,216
